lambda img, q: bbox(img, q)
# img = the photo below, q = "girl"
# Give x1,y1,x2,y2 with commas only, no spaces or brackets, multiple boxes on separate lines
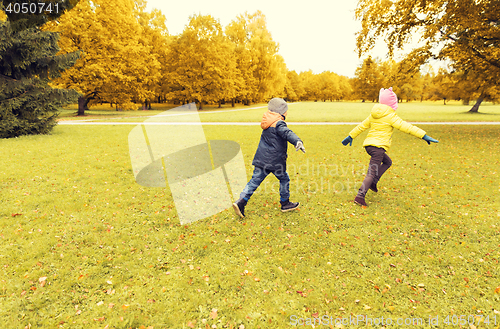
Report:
341,87,438,206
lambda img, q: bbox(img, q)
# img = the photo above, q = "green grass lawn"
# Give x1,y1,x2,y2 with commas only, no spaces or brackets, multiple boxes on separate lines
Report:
59,101,500,123
1,122,500,328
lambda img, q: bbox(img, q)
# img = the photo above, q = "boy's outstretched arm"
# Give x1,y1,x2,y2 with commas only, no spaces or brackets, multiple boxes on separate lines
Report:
276,121,305,153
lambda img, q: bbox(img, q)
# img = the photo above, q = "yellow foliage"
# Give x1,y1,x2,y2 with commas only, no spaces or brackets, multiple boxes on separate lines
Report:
225,11,285,102
45,0,165,110
0,9,7,22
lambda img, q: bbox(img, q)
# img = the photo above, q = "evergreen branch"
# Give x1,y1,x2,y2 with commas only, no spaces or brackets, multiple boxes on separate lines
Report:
0,73,18,81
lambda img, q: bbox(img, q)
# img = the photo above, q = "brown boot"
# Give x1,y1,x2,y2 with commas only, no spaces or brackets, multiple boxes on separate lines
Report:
354,196,367,207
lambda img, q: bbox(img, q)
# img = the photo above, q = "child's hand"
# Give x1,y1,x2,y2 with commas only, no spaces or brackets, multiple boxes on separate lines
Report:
295,141,306,153
422,134,439,145
341,136,353,146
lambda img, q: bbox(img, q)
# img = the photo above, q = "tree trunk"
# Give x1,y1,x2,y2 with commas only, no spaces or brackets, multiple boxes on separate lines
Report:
218,100,222,108
77,96,87,116
469,96,484,113
443,98,446,105
231,98,235,107
198,100,203,110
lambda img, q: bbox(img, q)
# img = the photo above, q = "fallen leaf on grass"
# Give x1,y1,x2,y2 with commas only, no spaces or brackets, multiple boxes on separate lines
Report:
38,277,47,287
210,308,218,319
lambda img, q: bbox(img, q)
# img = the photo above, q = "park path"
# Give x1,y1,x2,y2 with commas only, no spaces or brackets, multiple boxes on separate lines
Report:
58,121,500,125
59,104,500,125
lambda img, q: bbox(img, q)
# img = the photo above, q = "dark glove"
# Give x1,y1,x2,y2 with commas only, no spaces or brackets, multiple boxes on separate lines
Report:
341,136,353,146
422,134,439,145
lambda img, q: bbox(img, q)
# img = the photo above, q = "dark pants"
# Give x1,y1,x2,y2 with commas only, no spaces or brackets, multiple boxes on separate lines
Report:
357,146,392,198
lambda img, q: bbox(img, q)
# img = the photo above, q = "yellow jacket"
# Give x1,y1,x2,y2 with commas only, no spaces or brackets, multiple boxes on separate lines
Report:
349,104,426,151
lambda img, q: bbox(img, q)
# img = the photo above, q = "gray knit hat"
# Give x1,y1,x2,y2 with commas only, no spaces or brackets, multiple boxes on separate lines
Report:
268,98,288,115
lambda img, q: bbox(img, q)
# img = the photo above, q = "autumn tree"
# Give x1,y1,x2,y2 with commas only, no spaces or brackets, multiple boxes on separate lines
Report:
298,70,320,101
226,11,285,104
164,14,239,109
388,59,426,102
46,0,162,115
0,0,80,138
134,0,168,108
283,70,297,102
355,0,500,112
352,56,384,102
427,69,458,105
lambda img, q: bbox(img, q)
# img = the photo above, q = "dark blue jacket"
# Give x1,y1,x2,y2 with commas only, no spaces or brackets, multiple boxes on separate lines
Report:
252,115,301,173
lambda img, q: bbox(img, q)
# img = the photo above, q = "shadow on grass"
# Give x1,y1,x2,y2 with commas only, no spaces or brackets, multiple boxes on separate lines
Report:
458,111,500,116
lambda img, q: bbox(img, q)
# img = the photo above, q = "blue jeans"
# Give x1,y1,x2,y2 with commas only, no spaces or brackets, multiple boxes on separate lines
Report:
240,166,290,202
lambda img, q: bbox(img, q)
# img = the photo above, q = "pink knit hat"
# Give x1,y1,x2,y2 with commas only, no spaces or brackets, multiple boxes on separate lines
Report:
379,87,398,110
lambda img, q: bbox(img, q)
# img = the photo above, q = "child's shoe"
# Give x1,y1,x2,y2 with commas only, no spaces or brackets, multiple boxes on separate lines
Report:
232,198,247,218
354,196,367,207
280,200,299,212
370,183,378,193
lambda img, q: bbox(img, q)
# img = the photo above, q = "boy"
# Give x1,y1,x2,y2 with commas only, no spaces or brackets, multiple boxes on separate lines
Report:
341,87,439,207
233,98,306,218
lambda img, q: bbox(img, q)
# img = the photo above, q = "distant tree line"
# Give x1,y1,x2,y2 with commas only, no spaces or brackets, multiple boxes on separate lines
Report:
351,56,500,109
2,0,499,138
45,0,497,114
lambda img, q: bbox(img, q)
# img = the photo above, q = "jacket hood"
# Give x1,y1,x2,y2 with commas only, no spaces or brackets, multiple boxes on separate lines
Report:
261,110,283,129
371,104,395,119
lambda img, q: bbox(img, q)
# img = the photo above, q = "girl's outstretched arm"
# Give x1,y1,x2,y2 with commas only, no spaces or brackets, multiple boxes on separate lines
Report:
348,116,371,139
390,113,426,138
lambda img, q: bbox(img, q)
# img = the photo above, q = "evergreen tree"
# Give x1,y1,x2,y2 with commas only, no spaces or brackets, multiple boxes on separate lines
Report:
0,0,80,138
